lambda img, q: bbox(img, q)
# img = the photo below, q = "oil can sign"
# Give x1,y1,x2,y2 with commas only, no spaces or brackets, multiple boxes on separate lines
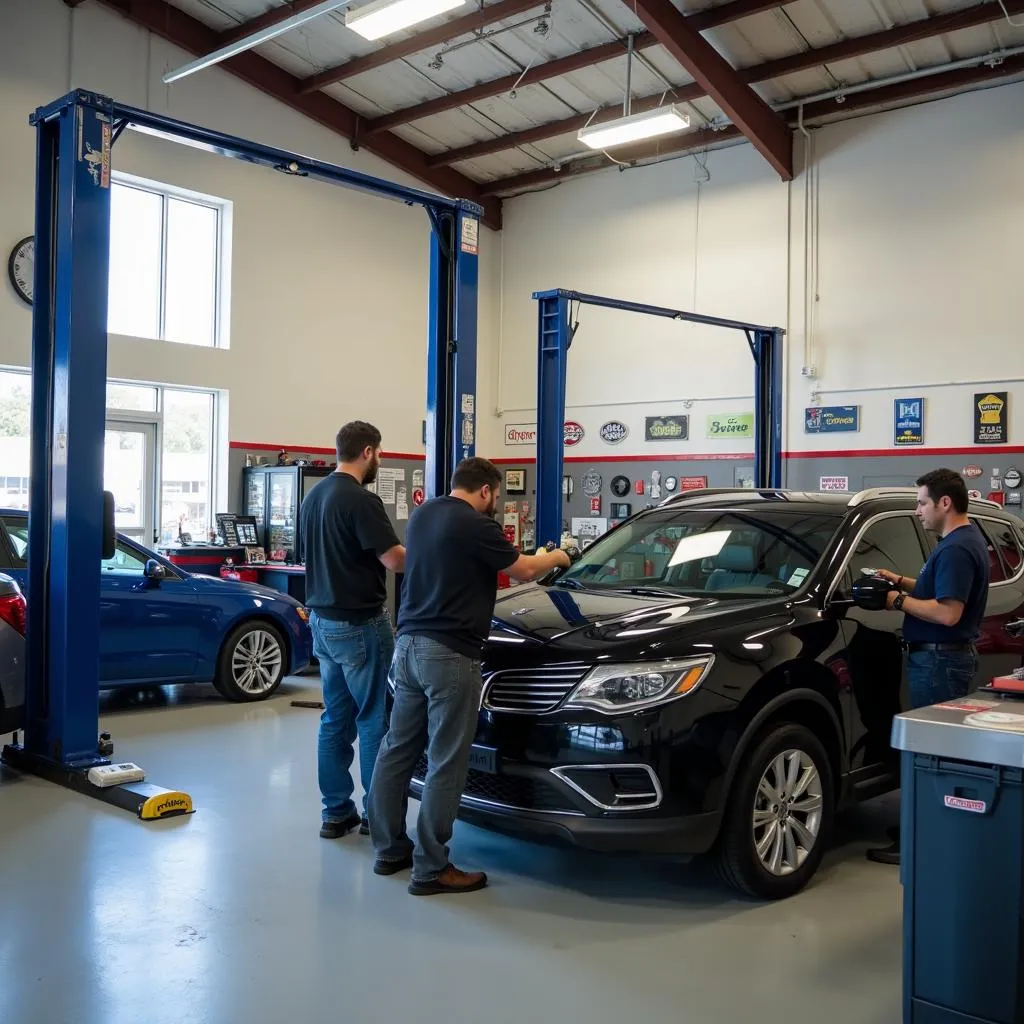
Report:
599,421,629,444
974,392,1008,444
563,421,585,447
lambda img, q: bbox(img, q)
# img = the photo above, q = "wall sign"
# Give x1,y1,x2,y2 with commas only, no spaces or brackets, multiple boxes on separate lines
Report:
819,476,850,492
581,470,602,496
894,397,924,446
974,392,1008,444
680,476,708,491
645,415,688,442
599,421,629,444
504,423,536,446
706,413,754,439
589,496,602,515
563,421,585,447
805,406,860,433
611,475,631,497
1004,468,1022,489
962,465,984,479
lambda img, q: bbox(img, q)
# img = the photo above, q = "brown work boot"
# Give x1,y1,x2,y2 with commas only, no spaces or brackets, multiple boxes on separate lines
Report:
408,864,488,896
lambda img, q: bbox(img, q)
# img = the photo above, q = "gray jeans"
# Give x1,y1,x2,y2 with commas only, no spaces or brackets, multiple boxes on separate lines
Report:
367,634,482,882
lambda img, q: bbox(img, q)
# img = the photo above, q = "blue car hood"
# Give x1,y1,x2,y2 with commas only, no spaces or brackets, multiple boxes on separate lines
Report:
189,572,303,608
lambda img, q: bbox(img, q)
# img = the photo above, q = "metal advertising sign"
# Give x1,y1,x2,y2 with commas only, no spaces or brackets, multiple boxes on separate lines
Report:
962,465,984,479
706,413,754,439
974,392,1008,444
645,415,688,442
894,398,924,446
563,421,585,447
1004,468,1022,489
599,421,629,444
504,423,536,446
679,476,708,491
581,470,603,496
805,406,860,434
819,476,850,492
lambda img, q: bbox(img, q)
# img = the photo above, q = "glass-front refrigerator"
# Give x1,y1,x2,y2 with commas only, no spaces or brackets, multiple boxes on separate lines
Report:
241,465,331,563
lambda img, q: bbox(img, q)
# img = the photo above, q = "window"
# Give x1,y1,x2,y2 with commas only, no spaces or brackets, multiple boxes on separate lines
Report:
975,519,1024,583
561,509,840,597
842,515,925,596
160,389,215,544
2,517,28,567
101,541,148,574
0,371,31,511
108,176,230,348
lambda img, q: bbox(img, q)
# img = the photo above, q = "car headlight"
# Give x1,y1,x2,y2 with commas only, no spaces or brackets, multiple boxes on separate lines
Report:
295,606,310,623
564,656,714,713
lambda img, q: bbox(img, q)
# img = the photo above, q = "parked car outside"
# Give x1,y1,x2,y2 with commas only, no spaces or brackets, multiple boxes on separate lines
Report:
410,488,1024,899
0,510,312,734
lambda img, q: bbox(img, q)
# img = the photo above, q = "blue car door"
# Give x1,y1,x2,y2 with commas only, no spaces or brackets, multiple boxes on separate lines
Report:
0,514,200,685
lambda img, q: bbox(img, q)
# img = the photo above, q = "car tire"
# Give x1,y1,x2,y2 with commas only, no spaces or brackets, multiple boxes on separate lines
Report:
716,723,834,900
214,621,287,702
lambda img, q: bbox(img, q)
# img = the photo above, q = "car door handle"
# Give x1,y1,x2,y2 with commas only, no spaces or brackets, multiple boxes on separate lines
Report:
1006,619,1024,638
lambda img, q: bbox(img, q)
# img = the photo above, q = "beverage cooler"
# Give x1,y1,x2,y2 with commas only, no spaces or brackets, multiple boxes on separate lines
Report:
242,465,331,563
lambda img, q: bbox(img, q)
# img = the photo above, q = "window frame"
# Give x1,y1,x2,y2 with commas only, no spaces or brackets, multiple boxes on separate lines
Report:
109,172,232,350
973,516,1024,587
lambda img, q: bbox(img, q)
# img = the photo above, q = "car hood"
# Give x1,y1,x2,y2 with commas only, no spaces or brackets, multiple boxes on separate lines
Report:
190,572,303,608
491,583,772,645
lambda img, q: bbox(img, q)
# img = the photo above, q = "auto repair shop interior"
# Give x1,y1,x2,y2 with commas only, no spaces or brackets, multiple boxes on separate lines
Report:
2,0,1024,1021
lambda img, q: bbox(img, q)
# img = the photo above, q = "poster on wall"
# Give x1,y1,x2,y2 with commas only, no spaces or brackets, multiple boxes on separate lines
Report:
819,476,850,492
974,392,1008,445
645,415,688,442
805,406,859,433
505,423,537,446
570,517,608,548
894,398,924,446
706,413,754,439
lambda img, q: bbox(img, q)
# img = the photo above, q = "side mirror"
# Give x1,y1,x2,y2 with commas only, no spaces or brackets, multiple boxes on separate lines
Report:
102,490,115,561
144,559,168,581
851,576,896,611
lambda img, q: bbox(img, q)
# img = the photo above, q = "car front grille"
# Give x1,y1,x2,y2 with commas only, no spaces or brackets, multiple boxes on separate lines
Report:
412,755,576,813
482,663,590,714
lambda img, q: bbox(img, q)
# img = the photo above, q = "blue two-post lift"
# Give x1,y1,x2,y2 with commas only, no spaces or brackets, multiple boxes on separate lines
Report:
1,89,480,817
531,290,785,547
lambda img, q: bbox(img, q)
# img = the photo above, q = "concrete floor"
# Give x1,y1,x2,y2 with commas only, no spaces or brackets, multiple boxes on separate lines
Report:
0,675,903,1024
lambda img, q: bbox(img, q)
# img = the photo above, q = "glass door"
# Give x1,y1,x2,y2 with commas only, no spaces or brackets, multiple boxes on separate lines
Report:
104,420,158,545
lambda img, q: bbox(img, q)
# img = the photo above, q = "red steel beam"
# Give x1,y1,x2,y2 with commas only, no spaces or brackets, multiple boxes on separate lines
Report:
482,50,1024,196
297,0,545,93
429,0,1019,169
366,0,792,135
630,0,792,178
92,0,502,228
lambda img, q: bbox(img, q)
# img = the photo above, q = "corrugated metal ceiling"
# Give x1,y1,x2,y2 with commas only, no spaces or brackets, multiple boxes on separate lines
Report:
166,0,1024,189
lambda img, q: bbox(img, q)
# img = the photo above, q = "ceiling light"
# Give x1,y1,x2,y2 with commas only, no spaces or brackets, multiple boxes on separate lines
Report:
345,0,468,41
163,0,353,84
578,105,691,150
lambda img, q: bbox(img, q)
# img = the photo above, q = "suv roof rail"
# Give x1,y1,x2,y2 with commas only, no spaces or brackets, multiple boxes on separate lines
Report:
848,486,1004,510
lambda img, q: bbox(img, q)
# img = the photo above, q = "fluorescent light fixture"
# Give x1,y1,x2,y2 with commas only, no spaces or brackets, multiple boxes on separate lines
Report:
578,105,691,150
345,0,467,41
163,0,354,84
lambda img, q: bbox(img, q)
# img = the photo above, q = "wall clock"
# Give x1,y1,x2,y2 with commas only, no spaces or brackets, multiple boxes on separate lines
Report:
8,236,33,306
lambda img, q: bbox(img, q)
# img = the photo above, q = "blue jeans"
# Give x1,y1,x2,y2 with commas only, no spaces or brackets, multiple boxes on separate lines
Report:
906,649,977,708
368,635,482,882
310,611,394,823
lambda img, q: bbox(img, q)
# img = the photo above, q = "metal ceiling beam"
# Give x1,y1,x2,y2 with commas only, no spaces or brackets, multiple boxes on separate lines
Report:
428,0,1020,168
297,0,545,93
92,0,502,229
219,0,341,46
366,0,791,134
482,49,1024,196
628,0,792,177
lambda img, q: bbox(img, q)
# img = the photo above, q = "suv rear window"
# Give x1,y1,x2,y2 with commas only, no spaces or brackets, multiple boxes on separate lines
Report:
975,519,1024,582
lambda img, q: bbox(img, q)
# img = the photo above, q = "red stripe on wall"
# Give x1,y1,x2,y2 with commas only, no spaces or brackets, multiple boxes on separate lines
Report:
491,452,755,465
783,445,1024,459
230,441,426,460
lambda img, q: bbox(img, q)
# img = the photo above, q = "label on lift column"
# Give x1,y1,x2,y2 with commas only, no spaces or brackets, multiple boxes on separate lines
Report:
460,217,479,255
944,795,987,814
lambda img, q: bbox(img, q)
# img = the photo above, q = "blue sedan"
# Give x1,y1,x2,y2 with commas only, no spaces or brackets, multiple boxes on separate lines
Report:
0,510,313,709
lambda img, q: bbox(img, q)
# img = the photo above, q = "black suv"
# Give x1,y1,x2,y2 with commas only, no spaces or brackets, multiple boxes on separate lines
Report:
410,488,1024,899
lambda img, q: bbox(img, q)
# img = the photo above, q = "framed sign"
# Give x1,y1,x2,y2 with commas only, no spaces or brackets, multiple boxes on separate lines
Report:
706,413,754,439
974,392,1008,445
504,469,526,494
805,406,859,433
645,415,688,442
894,398,924,446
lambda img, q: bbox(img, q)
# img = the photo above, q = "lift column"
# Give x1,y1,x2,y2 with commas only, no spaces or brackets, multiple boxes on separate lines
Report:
425,202,482,499
23,92,113,767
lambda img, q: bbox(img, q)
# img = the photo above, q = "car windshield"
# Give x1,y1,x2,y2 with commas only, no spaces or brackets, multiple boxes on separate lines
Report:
558,508,841,598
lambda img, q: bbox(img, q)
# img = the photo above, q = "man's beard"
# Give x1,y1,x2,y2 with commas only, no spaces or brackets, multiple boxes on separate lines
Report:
485,495,498,518
363,456,380,486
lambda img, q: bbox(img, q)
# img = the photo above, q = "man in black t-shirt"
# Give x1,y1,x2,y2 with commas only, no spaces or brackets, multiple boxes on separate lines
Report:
368,457,570,895
300,421,405,839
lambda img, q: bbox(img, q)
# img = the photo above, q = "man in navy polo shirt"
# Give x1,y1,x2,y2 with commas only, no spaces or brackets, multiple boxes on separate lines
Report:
867,467,989,864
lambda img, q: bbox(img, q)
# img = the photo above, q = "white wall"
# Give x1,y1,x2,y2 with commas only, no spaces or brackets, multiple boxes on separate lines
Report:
0,0,498,455
488,79,1024,460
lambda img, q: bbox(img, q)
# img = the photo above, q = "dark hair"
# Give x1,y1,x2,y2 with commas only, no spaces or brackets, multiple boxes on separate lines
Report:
916,468,968,514
451,457,502,494
336,421,382,463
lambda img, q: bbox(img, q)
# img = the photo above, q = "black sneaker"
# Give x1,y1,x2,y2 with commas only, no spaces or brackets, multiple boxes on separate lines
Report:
359,817,370,836
319,812,361,839
374,855,414,876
